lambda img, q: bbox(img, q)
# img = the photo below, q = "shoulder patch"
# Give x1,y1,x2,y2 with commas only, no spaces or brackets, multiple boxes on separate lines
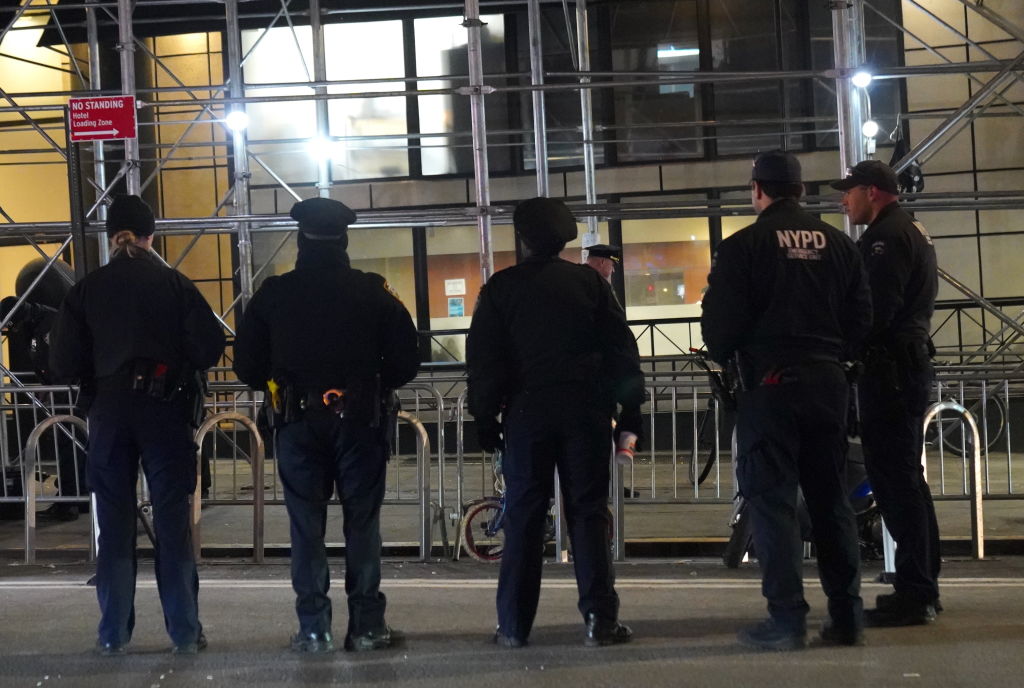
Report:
871,240,886,256
912,221,933,246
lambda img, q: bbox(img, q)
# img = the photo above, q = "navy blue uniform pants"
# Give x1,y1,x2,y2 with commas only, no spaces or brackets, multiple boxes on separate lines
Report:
736,362,862,632
497,388,618,640
859,352,940,604
87,391,201,648
275,408,388,639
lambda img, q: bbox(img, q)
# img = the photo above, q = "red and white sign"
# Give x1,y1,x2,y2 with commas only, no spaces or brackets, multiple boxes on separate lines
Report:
68,95,137,142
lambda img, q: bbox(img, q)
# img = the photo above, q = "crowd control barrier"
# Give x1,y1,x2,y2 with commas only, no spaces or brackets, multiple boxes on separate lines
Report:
23,414,89,564
193,412,265,563
882,400,985,578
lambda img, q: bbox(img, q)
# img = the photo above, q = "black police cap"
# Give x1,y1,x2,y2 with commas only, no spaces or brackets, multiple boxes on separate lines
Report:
830,159,900,195
106,194,155,237
751,150,802,184
513,197,578,254
586,244,621,263
290,197,357,240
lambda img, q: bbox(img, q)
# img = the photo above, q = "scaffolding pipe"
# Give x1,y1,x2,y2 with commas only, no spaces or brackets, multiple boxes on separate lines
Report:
116,0,139,195
576,0,599,246
952,0,1024,45
310,0,331,198
464,0,494,283
831,0,867,235
893,50,1024,175
938,267,1024,339
225,0,255,310
527,0,549,196
86,0,109,265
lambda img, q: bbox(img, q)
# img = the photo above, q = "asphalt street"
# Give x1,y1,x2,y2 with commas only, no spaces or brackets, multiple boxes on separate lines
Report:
0,557,1022,687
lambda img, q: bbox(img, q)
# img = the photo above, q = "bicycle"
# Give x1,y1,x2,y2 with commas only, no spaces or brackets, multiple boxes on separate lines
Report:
457,450,614,563
678,350,737,485
925,392,1007,454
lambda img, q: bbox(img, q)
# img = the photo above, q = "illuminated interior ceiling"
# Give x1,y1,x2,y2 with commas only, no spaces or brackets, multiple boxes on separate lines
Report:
32,0,533,46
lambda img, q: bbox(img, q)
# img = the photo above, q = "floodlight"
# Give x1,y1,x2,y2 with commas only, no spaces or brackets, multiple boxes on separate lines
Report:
225,110,250,131
852,70,873,88
862,120,880,138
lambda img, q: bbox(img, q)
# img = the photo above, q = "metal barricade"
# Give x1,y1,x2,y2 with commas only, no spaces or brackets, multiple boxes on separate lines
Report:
22,414,89,564
193,412,265,563
398,410,433,561
882,400,985,578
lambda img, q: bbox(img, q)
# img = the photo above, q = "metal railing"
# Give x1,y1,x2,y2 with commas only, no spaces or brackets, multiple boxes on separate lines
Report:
193,412,265,563
5,362,1022,560
12,399,434,562
882,400,985,579
22,414,89,564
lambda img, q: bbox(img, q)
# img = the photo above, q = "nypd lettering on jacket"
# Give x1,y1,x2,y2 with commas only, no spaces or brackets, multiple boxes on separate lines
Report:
776,229,827,261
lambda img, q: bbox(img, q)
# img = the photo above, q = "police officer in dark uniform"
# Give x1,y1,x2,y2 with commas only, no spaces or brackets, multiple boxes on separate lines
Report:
832,160,941,626
584,244,620,283
233,197,419,654
702,152,872,650
49,194,225,655
467,197,644,648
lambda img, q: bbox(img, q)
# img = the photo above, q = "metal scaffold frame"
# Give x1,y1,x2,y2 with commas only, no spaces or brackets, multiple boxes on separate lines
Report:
0,0,1022,353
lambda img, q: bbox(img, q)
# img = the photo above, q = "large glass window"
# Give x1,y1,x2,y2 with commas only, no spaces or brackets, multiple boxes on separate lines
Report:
513,8,601,169
607,1,703,161
347,227,417,308
709,1,787,155
415,15,512,176
426,225,517,361
621,195,710,318
241,26,318,186
242,20,410,186
324,21,409,180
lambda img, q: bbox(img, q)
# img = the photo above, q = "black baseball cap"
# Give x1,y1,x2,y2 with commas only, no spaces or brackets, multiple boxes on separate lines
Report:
585,244,620,263
830,160,900,194
751,150,802,184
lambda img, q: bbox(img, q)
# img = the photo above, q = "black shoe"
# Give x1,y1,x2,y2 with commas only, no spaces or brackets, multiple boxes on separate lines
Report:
819,619,865,647
290,631,334,654
94,640,127,657
876,592,943,615
493,629,527,648
865,599,935,627
584,612,633,647
172,633,208,655
345,626,403,652
737,619,807,651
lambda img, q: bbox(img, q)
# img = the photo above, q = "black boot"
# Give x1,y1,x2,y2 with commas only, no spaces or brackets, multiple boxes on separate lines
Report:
737,618,807,651
584,612,632,647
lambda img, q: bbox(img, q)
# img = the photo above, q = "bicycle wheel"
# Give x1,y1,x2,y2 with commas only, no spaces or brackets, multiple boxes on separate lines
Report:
690,450,718,486
688,410,712,485
461,499,505,563
722,509,754,569
933,394,1007,455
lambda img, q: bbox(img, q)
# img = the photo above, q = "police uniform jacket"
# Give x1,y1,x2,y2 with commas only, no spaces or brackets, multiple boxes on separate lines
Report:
49,252,225,383
701,198,872,373
232,246,419,394
857,201,937,348
466,255,643,422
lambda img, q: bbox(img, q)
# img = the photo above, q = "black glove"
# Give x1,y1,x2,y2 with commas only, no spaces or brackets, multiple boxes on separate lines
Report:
475,416,504,453
615,406,645,452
